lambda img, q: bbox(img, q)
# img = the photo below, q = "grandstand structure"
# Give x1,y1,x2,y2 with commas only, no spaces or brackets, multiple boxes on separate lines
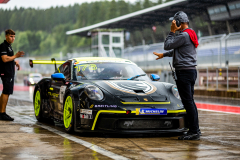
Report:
123,32,240,90
124,32,240,69
66,0,240,90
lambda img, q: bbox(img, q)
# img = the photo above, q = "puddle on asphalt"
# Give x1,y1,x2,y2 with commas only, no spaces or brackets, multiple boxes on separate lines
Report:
19,127,34,134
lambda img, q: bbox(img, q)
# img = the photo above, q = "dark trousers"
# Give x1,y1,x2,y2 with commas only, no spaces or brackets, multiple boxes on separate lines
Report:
176,69,199,133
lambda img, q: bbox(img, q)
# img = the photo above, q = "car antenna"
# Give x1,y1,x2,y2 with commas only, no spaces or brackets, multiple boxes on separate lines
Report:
51,58,57,72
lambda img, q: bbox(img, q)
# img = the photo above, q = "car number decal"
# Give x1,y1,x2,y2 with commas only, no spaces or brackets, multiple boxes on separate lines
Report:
59,85,67,103
80,109,92,114
105,81,157,95
75,64,97,72
136,108,167,115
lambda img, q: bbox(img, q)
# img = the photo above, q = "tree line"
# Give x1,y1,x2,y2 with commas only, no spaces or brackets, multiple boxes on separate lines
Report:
0,0,167,56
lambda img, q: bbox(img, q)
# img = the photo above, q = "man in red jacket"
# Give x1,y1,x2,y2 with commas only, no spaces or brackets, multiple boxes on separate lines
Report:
153,11,201,140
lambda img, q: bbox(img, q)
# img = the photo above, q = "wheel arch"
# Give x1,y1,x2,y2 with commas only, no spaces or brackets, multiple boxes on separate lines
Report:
34,79,51,99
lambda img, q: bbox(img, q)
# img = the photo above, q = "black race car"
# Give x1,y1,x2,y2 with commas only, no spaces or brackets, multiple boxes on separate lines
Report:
31,57,187,134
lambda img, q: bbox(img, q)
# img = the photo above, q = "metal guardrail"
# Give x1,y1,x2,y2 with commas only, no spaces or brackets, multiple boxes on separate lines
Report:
239,66,240,91
123,32,240,69
225,32,240,67
197,66,240,91
198,34,226,68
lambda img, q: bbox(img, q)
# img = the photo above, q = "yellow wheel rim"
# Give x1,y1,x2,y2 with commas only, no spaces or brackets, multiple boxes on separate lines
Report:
63,96,73,129
34,90,41,116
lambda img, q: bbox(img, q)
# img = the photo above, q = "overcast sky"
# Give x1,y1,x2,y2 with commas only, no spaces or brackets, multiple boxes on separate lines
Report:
0,0,141,10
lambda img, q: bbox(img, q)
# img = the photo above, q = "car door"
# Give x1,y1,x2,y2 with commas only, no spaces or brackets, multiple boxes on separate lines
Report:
50,61,72,113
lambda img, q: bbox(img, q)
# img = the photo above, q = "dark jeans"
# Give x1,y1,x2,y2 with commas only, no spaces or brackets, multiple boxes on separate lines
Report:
176,69,199,133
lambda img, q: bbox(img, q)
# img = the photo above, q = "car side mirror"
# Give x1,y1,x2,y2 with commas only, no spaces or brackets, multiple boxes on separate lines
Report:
51,73,66,82
150,74,160,81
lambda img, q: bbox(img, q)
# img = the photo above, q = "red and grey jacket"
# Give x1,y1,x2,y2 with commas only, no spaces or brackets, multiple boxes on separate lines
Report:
163,28,199,70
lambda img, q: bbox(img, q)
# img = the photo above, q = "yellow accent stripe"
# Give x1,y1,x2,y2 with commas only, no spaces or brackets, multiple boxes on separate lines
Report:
49,87,53,90
91,110,126,130
32,60,65,65
167,110,186,113
207,89,215,91
121,101,171,104
91,109,186,130
227,90,237,92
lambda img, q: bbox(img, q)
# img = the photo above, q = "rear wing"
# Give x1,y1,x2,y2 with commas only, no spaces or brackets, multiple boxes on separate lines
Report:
29,59,65,68
29,58,65,71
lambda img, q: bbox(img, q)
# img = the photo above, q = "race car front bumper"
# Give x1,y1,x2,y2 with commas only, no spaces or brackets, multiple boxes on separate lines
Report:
75,110,188,134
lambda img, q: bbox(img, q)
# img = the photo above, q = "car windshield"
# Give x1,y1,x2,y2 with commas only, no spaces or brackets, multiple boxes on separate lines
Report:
29,75,41,78
74,62,150,81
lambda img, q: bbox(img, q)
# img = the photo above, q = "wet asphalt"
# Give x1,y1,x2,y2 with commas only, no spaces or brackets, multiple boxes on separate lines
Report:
0,88,240,160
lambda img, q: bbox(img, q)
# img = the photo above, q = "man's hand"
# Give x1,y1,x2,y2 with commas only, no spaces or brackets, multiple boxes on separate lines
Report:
153,52,164,60
15,61,20,70
1,51,24,63
171,20,181,33
15,51,24,58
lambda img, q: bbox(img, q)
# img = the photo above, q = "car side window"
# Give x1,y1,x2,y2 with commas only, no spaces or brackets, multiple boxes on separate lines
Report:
62,62,71,80
58,64,63,73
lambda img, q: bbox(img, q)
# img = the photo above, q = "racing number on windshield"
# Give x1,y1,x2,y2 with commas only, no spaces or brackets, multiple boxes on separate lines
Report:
75,64,97,72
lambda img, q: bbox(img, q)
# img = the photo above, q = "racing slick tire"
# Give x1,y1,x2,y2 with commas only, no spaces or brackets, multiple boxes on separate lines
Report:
34,88,45,122
63,94,75,133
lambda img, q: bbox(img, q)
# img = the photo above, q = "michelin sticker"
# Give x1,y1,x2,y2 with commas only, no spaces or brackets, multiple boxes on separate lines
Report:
59,86,67,103
136,108,167,115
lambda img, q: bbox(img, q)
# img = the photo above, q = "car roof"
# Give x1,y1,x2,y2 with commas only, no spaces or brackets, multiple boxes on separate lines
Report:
29,73,42,76
72,57,136,65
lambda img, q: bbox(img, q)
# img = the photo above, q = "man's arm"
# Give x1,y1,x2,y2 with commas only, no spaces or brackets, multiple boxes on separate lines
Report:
15,61,20,70
164,20,186,50
1,51,24,63
164,32,186,50
153,49,174,60
163,50,174,57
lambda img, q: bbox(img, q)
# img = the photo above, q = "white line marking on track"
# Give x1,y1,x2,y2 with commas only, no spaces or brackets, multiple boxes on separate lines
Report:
20,114,129,160
196,102,240,107
8,107,128,159
198,108,240,115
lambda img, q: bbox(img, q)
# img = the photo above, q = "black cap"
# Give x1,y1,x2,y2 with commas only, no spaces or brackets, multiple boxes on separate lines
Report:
169,11,189,23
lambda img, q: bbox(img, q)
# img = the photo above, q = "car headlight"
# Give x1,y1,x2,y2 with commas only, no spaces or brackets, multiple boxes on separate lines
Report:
84,85,104,101
172,85,181,100
29,78,34,83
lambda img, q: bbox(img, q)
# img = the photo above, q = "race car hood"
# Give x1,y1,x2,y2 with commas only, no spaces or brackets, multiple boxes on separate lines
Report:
93,80,170,102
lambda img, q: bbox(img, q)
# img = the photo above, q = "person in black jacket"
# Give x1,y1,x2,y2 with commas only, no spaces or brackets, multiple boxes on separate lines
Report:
153,11,201,140
0,29,24,121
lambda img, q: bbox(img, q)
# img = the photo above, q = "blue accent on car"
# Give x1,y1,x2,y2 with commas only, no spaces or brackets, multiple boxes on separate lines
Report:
127,75,139,80
51,73,65,79
127,74,146,80
150,74,160,81
138,108,167,115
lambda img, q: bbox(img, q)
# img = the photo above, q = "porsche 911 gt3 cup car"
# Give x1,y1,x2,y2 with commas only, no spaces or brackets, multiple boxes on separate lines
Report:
30,57,187,133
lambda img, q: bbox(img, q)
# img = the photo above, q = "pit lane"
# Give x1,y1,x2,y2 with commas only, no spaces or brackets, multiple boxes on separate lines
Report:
0,85,240,159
